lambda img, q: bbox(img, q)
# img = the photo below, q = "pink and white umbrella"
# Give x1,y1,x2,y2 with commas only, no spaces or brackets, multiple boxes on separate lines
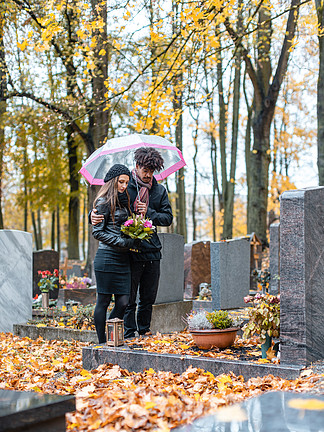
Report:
79,133,186,185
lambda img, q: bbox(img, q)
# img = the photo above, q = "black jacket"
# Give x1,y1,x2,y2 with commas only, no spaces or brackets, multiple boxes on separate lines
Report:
92,198,139,252
128,176,173,261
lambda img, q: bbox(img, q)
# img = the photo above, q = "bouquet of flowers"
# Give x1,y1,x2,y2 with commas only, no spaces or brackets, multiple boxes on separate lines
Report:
121,213,155,241
38,269,59,293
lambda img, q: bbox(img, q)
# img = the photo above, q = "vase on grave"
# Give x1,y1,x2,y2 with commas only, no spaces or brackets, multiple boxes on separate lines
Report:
261,333,272,359
41,292,49,308
190,327,239,350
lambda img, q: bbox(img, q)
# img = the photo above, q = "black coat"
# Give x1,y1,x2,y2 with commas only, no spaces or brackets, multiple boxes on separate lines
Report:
92,198,138,252
127,176,173,261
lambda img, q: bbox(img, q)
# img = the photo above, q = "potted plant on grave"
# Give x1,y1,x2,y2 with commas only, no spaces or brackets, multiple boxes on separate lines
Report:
38,269,59,308
185,309,242,349
242,293,280,358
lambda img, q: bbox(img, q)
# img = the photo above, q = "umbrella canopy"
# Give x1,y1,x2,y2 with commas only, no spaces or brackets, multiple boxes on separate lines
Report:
79,133,186,185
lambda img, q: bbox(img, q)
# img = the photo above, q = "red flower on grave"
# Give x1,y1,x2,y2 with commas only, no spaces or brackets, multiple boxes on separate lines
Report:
53,269,59,277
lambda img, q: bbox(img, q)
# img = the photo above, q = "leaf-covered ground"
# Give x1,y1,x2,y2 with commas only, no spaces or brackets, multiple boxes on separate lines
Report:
0,332,323,431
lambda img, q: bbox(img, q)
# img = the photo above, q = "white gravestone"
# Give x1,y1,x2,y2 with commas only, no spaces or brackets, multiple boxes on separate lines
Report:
0,230,33,332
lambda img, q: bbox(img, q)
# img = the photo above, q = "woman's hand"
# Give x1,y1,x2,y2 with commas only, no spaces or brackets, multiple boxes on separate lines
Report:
91,208,104,225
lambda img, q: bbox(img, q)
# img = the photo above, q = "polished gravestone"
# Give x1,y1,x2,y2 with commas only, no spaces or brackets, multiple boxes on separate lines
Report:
174,391,324,432
0,389,75,432
0,230,33,333
210,238,250,309
33,250,60,299
184,241,211,299
280,187,324,365
156,233,184,304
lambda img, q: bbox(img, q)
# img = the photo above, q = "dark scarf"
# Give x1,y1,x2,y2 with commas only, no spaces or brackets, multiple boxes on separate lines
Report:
132,169,152,213
117,191,129,209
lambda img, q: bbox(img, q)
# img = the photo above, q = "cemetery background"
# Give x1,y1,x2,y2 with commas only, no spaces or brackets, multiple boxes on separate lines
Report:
1,1,324,430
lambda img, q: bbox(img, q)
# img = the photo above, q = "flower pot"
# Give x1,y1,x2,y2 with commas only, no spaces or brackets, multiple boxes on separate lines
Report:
190,327,239,349
261,333,272,358
41,292,49,308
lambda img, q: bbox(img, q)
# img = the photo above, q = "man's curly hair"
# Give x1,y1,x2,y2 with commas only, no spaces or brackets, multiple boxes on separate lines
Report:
134,147,164,172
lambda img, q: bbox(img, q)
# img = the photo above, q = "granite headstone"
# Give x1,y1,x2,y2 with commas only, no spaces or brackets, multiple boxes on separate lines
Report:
210,238,250,309
174,391,324,432
269,222,280,294
0,389,75,432
184,241,211,299
280,187,324,365
33,249,59,299
155,233,184,304
0,230,33,333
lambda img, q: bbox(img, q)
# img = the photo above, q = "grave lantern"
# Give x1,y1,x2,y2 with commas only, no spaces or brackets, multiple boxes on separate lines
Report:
106,318,124,346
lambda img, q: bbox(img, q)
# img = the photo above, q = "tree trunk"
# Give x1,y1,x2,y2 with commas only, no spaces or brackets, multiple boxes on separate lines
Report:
174,95,187,242
67,128,80,259
192,115,199,241
225,0,301,245
31,211,39,250
316,0,324,184
56,204,60,257
0,7,6,230
222,2,242,239
51,210,55,250
243,71,253,228
37,209,42,249
216,43,227,214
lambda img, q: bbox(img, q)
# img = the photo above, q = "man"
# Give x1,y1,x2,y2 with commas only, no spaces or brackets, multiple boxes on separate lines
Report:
91,147,173,338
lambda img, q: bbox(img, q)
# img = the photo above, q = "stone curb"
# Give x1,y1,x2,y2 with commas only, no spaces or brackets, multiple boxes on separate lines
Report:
13,324,98,343
82,344,303,380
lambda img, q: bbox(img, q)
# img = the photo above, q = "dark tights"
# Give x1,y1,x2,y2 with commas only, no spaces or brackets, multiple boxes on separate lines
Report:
94,293,129,343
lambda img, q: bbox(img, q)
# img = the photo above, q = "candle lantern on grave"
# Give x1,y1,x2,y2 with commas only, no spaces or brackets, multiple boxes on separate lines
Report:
106,318,124,346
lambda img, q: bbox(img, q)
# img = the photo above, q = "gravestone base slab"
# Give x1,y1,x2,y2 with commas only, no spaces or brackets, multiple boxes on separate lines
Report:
82,344,303,380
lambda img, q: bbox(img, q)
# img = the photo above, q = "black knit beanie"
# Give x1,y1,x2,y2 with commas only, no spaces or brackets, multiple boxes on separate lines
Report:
104,164,131,183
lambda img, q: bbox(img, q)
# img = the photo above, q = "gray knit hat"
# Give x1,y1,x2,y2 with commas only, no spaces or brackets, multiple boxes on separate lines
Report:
104,164,131,183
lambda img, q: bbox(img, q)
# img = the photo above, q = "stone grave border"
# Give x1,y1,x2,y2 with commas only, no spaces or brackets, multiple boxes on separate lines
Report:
82,344,303,380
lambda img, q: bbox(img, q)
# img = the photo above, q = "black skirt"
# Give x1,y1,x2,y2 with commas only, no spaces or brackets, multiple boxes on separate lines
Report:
94,248,131,295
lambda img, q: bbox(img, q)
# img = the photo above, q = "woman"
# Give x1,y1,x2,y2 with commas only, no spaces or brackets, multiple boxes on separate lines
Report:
92,164,140,343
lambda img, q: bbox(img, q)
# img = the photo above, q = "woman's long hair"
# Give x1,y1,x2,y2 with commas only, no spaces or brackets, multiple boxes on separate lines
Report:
93,176,131,223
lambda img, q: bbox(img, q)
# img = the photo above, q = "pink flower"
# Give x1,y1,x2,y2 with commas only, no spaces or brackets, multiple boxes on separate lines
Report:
124,219,134,227
143,220,152,228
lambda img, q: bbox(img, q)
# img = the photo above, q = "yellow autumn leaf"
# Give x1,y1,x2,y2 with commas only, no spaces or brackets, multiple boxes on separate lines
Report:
146,368,156,374
288,398,324,411
61,306,67,311
80,369,92,377
17,40,28,51
145,401,156,409
98,49,106,56
36,323,46,327
180,344,190,349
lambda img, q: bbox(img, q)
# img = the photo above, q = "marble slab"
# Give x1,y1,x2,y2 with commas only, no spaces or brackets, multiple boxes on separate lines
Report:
155,233,184,304
0,230,33,333
210,238,250,309
269,222,280,294
280,187,324,365
174,391,324,432
0,389,75,432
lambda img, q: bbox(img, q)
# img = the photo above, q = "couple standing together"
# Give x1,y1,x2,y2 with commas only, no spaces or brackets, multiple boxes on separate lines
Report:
90,147,173,343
